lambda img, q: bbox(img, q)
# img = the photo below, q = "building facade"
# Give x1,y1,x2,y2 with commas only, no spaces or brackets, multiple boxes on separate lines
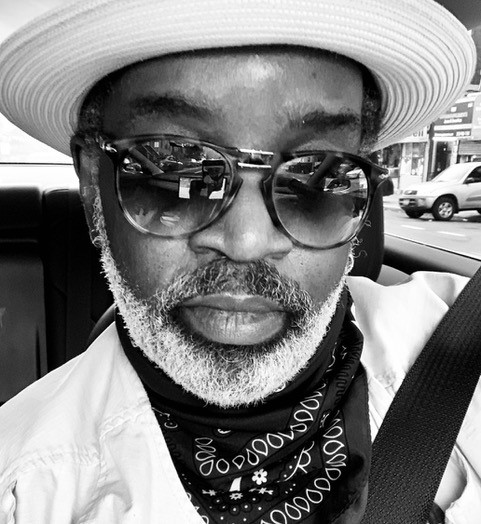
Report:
379,27,481,190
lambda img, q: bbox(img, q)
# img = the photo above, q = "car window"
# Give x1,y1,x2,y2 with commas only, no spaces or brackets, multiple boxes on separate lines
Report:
0,2,79,187
384,157,481,261
0,115,70,164
0,114,78,188
431,164,469,183
467,167,481,182
382,27,481,262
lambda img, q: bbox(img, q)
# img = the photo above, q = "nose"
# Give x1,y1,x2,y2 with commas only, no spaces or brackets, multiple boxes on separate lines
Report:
188,169,293,261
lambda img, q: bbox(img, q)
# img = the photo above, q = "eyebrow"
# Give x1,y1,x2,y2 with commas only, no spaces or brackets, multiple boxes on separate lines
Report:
129,94,361,137
287,108,361,135
129,94,217,122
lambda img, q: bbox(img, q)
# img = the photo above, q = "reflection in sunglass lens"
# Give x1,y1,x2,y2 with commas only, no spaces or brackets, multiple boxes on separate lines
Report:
272,154,369,248
117,138,232,236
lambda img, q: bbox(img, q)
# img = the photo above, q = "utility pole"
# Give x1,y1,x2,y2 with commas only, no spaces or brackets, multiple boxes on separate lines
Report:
424,124,435,182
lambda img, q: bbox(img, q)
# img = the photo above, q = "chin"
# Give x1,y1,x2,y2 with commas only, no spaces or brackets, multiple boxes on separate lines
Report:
109,269,345,408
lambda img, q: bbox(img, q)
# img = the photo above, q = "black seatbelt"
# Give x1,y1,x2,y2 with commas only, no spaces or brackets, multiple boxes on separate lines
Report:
361,266,481,523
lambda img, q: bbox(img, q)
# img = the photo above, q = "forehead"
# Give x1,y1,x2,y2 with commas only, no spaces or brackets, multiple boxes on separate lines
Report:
100,47,364,149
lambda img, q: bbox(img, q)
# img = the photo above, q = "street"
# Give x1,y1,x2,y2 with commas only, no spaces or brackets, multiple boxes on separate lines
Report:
383,197,481,259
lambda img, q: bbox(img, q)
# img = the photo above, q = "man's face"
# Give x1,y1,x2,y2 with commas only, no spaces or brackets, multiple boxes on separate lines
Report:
80,47,364,406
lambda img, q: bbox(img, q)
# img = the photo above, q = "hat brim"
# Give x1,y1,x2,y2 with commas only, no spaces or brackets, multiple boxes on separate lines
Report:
0,0,476,156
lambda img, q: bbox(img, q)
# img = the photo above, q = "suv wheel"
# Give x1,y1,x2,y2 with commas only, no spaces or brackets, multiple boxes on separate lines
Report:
432,196,455,221
405,210,424,219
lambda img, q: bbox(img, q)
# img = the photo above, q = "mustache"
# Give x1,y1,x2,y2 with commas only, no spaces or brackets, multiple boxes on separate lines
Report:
149,259,315,316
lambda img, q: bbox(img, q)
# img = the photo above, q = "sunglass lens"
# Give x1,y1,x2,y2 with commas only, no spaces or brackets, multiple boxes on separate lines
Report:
117,138,232,236
272,154,369,248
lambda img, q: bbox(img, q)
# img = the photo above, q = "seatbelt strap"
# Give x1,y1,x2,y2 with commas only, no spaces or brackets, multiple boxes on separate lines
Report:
361,266,481,523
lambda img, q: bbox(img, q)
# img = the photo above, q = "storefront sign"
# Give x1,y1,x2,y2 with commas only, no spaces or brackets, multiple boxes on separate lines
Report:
397,127,428,143
433,93,481,139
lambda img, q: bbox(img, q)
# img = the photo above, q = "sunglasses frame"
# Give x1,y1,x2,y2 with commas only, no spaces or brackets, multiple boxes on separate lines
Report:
71,133,388,250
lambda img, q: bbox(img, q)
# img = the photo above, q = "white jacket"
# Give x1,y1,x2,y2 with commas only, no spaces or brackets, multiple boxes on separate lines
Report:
0,272,479,523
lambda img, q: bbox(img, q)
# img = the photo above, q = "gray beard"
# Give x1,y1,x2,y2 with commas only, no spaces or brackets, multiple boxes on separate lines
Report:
91,193,348,408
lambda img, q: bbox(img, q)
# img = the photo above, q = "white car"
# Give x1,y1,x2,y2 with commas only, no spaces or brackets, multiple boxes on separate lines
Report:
399,162,481,220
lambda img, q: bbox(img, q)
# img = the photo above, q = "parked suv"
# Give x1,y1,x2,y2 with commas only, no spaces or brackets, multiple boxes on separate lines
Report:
399,162,481,220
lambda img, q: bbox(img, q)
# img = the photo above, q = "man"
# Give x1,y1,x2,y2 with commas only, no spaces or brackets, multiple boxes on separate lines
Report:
0,0,479,522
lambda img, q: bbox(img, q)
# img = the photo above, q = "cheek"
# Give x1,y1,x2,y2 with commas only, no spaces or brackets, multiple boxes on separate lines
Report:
97,176,193,298
284,245,350,306
110,232,192,298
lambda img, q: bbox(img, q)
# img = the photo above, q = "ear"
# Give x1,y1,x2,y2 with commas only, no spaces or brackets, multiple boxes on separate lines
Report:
70,135,101,244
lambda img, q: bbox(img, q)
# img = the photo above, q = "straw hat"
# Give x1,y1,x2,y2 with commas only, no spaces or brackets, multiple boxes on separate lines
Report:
0,0,477,155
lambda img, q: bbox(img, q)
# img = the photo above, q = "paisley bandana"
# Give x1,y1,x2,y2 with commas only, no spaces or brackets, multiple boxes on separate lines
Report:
118,290,370,524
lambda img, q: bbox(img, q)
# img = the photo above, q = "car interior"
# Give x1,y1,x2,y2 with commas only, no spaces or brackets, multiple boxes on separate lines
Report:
2,4,481,524
1,178,479,407
0,0,480,408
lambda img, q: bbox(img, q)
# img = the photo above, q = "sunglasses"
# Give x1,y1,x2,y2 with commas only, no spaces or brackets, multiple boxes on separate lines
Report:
72,134,387,249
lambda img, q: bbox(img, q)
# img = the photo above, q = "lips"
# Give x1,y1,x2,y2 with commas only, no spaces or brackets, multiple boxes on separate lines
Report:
177,294,287,345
